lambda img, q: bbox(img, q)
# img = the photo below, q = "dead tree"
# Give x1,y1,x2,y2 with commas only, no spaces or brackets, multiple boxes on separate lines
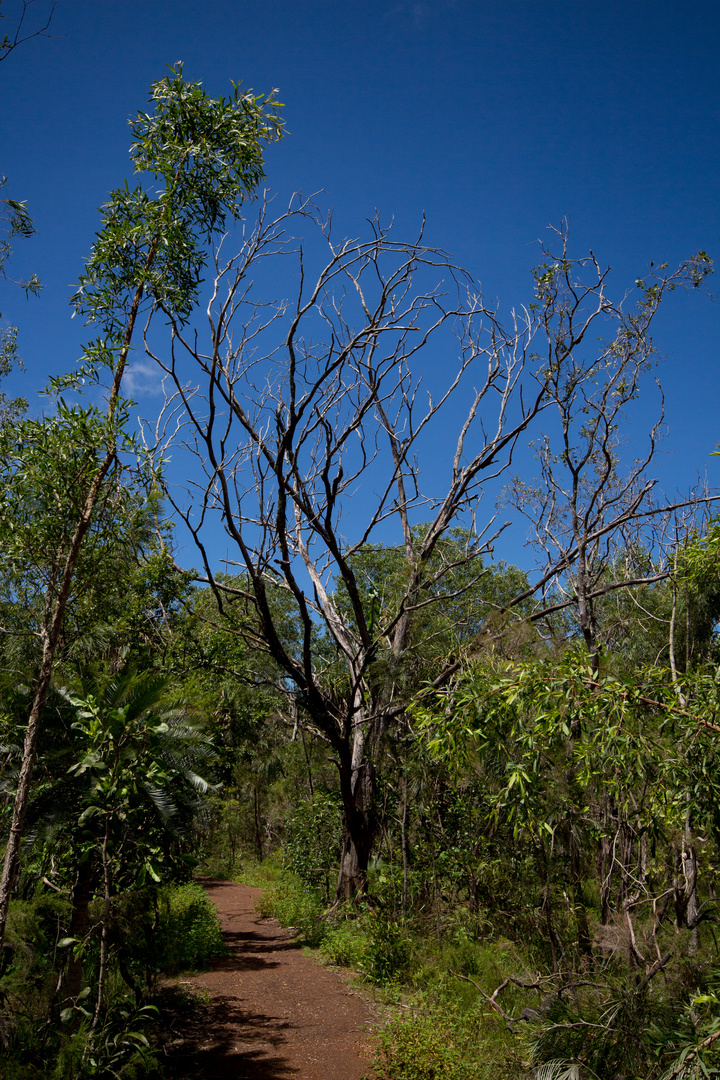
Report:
147,200,712,898
504,231,714,671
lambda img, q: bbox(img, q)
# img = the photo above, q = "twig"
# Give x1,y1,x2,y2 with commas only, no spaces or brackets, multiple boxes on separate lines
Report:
449,969,517,1023
637,950,673,992
42,876,69,894
663,1027,720,1080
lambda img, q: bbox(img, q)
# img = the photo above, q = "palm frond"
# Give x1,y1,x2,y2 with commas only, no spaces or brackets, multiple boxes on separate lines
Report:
141,781,178,820
534,1063,582,1080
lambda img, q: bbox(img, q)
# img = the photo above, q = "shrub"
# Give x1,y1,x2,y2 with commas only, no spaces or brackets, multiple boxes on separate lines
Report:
283,792,342,901
2,891,70,986
321,921,369,968
0,893,72,1064
257,876,326,946
374,1012,474,1080
52,999,162,1079
161,882,226,972
130,882,226,976
361,912,411,985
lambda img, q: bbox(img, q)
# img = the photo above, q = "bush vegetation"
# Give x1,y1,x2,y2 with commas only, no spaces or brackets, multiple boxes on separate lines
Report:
0,881,225,1078
3,46,720,1080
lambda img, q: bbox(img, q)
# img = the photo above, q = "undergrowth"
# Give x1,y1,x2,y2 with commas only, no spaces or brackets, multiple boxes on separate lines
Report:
374,1004,525,1080
239,863,720,1078
236,855,284,888
257,870,527,1079
0,881,225,1080
154,882,228,974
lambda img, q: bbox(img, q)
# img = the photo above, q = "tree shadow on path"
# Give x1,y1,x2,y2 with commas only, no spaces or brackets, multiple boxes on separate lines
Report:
158,880,375,1080
161,990,299,1079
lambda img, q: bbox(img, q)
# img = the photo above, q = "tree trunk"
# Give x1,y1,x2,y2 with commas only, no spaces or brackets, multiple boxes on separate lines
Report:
336,829,370,900
683,815,699,954
335,750,378,901
92,826,113,1032
253,785,263,862
570,839,592,959
0,643,57,957
598,800,615,925
63,860,94,1007
0,272,143,956
400,775,409,920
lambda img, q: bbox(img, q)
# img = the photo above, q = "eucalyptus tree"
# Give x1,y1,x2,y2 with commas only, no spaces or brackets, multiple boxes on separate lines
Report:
504,234,715,671
0,482,188,690
145,200,712,898
419,645,720,1076
0,65,283,950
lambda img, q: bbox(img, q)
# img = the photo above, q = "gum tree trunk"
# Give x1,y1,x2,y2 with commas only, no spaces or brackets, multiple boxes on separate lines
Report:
335,735,379,901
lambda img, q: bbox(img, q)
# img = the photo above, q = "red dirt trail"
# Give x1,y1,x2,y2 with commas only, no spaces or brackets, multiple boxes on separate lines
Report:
162,880,377,1080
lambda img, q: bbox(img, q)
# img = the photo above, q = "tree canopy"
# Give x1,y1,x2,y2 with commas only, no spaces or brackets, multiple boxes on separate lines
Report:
2,60,720,1080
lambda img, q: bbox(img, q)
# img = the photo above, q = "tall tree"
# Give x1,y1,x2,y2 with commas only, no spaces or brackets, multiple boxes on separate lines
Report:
147,203,711,897
505,235,715,672
0,64,283,950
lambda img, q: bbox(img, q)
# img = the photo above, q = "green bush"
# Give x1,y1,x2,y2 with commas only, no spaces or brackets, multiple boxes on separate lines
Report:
2,891,70,986
0,893,72,1069
283,791,342,901
52,1000,161,1080
374,1012,475,1080
374,1004,526,1080
260,876,411,980
321,921,369,968
143,882,226,974
0,996,162,1080
257,875,326,946
361,912,411,985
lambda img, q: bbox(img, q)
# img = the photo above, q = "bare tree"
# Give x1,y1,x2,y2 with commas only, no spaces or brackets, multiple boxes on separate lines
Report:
504,231,715,671
0,0,55,65
144,201,712,898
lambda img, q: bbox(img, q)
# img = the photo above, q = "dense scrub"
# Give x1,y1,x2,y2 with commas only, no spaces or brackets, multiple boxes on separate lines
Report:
0,881,224,1078
224,612,720,1079
5,523,720,1079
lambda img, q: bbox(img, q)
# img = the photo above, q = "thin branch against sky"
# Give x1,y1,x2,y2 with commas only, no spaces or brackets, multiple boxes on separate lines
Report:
1,0,717,572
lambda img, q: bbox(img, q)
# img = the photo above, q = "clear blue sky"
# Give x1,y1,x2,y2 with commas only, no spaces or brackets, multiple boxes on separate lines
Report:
1,0,719,568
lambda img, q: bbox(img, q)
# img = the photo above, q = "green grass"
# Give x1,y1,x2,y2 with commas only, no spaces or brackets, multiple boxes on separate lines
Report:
373,1003,526,1080
255,873,327,945
252,870,533,1079
235,855,284,888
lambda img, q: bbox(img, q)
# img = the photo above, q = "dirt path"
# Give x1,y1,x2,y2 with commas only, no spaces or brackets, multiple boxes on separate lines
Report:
162,880,377,1079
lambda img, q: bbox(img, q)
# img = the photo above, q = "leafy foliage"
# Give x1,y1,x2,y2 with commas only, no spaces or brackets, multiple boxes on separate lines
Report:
2,47,719,1080
283,791,342,900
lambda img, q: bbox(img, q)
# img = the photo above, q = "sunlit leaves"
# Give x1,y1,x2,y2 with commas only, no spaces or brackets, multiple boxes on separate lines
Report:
71,63,283,344
62,670,215,888
419,649,720,841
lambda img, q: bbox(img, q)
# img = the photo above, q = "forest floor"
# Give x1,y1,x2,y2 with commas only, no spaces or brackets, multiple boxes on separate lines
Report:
159,879,379,1080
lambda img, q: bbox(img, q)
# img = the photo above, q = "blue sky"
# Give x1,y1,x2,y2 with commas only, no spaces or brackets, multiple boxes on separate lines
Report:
1,0,719,569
